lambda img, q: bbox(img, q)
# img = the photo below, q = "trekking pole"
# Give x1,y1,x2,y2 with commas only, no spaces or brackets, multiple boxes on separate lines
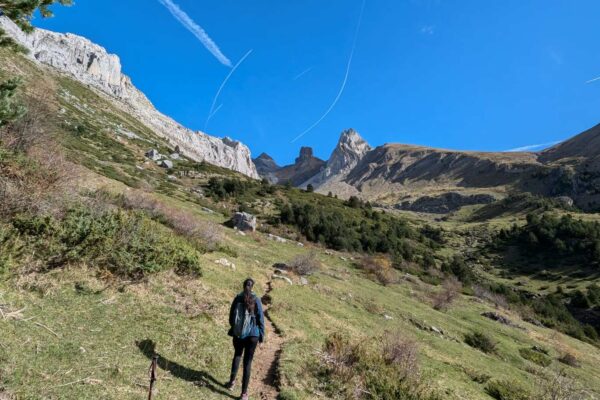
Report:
148,355,158,400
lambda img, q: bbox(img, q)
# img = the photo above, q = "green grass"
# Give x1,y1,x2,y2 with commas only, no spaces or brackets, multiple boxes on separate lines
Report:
2,43,600,400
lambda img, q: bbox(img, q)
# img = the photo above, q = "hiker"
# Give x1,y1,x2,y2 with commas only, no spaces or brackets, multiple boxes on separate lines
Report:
226,278,265,400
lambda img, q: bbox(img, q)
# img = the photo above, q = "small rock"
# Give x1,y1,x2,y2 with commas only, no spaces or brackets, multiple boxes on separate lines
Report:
272,263,289,270
167,175,177,180
170,152,181,160
325,250,333,256
267,233,287,243
274,269,288,275
158,159,173,169
340,256,348,261
273,274,293,285
214,258,236,270
384,314,393,320
300,277,309,285
145,148,161,161
297,242,304,247
430,326,443,335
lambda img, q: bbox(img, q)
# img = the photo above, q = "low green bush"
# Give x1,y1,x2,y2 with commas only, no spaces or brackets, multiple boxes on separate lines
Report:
8,207,203,279
486,380,531,400
519,347,552,367
465,332,496,354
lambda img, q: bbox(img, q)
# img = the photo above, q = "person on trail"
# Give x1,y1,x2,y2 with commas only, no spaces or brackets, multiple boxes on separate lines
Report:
226,278,265,400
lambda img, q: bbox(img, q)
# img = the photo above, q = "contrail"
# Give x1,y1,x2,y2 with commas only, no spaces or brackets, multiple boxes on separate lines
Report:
158,0,232,67
205,49,253,130
586,76,600,84
206,103,223,124
291,0,366,143
505,140,561,152
293,67,314,81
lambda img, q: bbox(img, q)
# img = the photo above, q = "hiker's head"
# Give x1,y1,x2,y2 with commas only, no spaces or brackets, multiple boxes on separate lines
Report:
243,278,256,312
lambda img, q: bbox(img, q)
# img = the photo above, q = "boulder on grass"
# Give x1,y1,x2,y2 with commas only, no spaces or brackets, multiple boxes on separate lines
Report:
158,159,173,169
145,149,161,161
230,212,256,232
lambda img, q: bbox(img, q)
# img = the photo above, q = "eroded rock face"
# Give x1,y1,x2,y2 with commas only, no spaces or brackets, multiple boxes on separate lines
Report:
0,16,259,178
303,129,371,188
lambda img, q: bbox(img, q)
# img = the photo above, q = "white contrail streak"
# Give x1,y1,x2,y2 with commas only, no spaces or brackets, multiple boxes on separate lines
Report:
291,0,366,143
158,0,232,67
293,67,314,81
205,49,254,130
206,103,223,124
505,140,561,152
586,76,600,84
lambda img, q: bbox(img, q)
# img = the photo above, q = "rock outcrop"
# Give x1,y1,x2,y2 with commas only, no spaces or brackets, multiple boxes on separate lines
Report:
0,16,259,178
302,129,371,189
230,212,257,232
253,153,280,183
271,147,326,186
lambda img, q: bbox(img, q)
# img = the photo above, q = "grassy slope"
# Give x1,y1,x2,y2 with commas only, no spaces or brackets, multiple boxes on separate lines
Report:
1,51,600,399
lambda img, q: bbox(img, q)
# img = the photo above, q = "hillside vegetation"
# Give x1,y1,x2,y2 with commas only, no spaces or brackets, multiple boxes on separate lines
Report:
1,20,600,400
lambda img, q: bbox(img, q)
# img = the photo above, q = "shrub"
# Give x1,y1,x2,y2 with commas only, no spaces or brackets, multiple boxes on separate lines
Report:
317,333,441,400
288,252,321,276
360,255,398,286
519,347,552,367
8,207,203,279
119,190,223,250
558,353,580,368
465,332,496,354
381,332,420,382
432,276,462,311
486,380,531,400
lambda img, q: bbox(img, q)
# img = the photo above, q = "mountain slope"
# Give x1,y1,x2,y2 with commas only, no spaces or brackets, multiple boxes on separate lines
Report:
0,15,259,178
280,124,600,211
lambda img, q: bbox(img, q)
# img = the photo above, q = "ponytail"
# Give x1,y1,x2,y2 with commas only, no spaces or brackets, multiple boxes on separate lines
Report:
243,278,256,313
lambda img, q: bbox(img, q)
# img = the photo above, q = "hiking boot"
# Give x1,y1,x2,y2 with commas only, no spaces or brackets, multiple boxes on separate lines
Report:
240,393,249,400
224,380,235,391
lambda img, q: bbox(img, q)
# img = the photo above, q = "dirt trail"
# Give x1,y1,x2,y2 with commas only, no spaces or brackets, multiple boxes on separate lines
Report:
249,280,283,400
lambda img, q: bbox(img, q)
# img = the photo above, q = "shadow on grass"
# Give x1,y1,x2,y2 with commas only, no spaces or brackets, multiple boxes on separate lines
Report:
137,339,236,399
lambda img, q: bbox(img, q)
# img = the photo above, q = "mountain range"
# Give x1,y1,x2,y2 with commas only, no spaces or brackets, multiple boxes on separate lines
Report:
5,16,600,212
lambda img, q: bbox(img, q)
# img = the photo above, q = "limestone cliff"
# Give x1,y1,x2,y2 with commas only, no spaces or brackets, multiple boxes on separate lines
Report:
0,15,259,178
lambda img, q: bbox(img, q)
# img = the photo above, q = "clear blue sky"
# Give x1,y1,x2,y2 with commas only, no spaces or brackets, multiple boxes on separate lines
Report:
35,0,600,165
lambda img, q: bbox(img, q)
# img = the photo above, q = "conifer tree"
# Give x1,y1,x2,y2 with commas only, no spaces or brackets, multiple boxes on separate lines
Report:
0,0,72,52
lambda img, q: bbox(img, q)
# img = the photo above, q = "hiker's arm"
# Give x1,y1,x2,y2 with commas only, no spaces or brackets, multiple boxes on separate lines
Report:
229,297,236,327
256,298,265,343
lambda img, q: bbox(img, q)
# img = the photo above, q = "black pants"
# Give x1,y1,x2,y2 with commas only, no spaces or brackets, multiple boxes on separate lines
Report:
229,336,259,394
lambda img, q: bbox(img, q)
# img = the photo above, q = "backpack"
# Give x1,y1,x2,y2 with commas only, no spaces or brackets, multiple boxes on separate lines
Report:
232,297,256,338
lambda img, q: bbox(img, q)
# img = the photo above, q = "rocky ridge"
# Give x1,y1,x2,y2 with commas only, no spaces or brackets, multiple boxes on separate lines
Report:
0,16,259,178
302,128,371,189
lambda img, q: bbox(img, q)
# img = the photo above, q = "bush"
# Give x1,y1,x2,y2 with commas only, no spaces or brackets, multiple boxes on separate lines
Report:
486,380,531,400
360,255,398,286
116,190,223,250
519,347,552,367
432,276,462,311
8,207,203,279
316,333,441,400
465,332,496,354
288,252,321,276
557,353,580,368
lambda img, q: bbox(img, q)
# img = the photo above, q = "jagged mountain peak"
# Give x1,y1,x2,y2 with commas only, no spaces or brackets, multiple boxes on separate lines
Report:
333,129,371,163
256,152,275,161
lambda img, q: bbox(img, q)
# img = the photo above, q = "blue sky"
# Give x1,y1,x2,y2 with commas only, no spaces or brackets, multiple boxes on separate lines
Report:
35,0,600,165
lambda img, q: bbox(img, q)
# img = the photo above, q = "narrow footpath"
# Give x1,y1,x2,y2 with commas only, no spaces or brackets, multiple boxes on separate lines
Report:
250,280,283,400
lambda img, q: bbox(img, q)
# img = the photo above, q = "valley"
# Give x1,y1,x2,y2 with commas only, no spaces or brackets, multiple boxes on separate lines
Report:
1,8,600,400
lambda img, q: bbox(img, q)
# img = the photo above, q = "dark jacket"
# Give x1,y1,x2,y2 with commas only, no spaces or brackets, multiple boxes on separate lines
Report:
228,292,265,342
